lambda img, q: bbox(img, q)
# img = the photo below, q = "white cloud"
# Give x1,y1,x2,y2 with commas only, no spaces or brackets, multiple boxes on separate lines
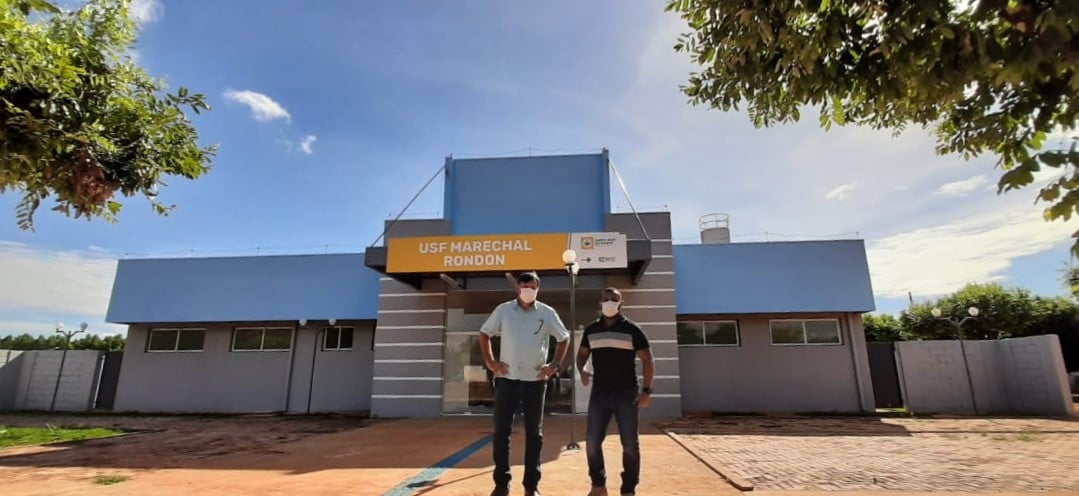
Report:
1044,125,1078,146
299,135,317,155
867,207,1075,298
223,90,291,122
935,175,988,197
1033,167,1065,185
894,185,909,191
825,182,858,201
0,242,118,332
130,0,163,24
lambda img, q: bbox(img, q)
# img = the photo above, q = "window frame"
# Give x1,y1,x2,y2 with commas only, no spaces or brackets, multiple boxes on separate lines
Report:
768,318,843,346
676,320,740,347
322,326,355,351
231,326,294,352
146,328,207,353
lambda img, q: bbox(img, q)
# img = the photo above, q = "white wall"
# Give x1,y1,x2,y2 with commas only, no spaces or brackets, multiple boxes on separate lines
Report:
678,313,875,413
896,335,1074,416
117,323,375,414
0,350,26,410
0,350,104,411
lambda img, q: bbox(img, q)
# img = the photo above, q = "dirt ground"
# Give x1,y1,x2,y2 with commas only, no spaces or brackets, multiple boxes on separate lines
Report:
0,413,732,495
3,413,1078,496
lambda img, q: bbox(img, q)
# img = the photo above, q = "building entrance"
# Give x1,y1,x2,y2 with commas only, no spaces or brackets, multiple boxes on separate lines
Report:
441,288,599,414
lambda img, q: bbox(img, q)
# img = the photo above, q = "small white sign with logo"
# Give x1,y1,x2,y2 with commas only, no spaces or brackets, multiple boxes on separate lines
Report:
570,232,628,269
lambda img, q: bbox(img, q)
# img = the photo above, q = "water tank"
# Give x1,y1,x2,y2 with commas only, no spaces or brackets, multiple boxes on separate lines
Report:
699,213,730,244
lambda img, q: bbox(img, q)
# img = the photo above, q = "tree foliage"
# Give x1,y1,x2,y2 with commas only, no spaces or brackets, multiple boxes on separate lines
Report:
666,0,1079,252
0,0,215,230
863,312,907,341
0,332,125,351
866,282,1079,370
900,283,1039,340
1063,264,1079,298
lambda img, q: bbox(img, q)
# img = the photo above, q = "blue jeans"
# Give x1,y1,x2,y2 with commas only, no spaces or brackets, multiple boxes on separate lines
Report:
492,378,547,490
586,388,640,494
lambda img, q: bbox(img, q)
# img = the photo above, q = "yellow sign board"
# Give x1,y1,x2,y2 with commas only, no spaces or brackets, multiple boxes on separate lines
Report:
387,233,570,273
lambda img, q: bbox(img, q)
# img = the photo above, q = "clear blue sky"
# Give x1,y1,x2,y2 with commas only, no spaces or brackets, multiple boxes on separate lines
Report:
1,0,1076,336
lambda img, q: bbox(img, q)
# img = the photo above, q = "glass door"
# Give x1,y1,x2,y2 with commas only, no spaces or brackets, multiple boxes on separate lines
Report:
441,288,598,414
443,332,499,414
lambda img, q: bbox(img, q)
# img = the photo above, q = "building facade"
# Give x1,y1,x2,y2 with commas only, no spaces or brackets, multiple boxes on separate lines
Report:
105,151,877,417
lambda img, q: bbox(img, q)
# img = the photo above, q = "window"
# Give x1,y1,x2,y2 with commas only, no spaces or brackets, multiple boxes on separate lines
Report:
147,328,206,352
676,321,739,346
323,326,355,351
232,327,293,351
769,319,842,345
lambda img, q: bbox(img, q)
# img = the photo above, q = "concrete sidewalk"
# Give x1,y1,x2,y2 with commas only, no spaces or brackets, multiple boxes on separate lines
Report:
412,416,737,495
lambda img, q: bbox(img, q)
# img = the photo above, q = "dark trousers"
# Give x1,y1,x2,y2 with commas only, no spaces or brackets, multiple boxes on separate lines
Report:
492,378,547,490
586,388,640,494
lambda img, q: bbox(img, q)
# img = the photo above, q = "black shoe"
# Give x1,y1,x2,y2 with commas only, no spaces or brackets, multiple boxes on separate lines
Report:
490,488,509,496
524,490,541,496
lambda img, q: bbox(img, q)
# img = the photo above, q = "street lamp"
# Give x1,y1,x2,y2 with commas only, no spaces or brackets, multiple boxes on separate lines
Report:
562,249,580,450
931,306,980,414
51,322,87,411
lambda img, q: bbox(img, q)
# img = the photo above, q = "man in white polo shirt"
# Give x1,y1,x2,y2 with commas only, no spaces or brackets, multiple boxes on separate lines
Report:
479,271,570,496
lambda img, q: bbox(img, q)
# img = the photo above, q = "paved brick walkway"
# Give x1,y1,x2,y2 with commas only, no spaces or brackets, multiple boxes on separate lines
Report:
660,416,1079,492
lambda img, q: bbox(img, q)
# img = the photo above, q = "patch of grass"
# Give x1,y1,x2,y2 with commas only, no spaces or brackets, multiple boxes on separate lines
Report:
990,431,1046,442
0,424,122,449
1014,432,1046,442
94,475,129,485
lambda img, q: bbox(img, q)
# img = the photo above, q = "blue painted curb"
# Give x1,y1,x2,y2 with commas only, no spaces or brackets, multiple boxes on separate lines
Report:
382,434,493,496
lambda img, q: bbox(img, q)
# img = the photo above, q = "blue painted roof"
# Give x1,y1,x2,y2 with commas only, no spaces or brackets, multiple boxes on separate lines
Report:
673,241,875,314
444,153,609,235
106,241,874,324
106,253,380,324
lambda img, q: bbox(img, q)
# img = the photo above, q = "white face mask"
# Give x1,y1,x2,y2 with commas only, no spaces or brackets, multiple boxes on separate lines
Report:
519,287,538,304
601,301,620,318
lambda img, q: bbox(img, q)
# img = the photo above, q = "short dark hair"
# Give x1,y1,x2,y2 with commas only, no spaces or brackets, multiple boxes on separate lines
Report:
516,271,540,285
602,287,622,300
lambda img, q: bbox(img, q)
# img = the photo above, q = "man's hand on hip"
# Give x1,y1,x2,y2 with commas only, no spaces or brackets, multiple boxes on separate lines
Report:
486,360,509,377
536,363,558,380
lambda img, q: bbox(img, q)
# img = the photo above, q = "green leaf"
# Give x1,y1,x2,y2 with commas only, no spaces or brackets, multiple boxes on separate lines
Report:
1040,151,1066,168
0,0,216,229
999,168,1035,191
1039,184,1062,202
17,0,60,15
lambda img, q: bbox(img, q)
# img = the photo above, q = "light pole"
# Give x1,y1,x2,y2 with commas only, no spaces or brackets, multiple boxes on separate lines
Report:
931,306,980,414
562,249,580,450
51,322,87,412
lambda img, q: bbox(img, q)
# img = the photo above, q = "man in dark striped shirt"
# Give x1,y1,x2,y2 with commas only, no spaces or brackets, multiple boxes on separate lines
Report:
576,287,654,496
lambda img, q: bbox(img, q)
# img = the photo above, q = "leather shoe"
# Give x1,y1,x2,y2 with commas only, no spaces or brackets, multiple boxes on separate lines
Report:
489,488,509,496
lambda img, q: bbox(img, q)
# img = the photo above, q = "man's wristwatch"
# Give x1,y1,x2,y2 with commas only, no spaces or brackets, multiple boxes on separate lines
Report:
641,386,653,394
